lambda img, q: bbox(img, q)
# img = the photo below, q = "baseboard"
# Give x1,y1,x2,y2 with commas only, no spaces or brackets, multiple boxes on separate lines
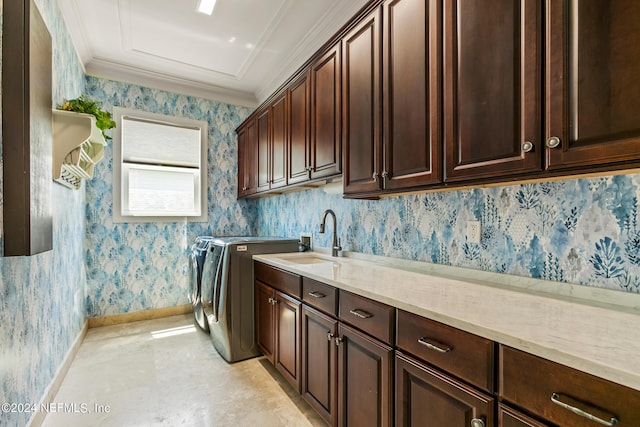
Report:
87,304,192,328
27,320,89,427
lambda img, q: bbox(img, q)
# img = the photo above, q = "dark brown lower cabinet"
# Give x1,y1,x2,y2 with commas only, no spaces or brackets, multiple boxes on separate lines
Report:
498,404,548,427
274,291,301,393
395,352,494,427
337,323,393,427
255,280,301,393
301,305,338,425
256,280,276,363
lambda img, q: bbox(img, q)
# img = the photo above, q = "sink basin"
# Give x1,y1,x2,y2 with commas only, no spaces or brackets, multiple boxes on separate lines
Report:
288,256,333,265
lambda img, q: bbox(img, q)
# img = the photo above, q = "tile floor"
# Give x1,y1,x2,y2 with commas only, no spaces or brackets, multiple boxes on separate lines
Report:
41,314,326,427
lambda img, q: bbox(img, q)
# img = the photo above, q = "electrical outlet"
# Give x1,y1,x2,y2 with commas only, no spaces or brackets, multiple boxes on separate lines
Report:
300,233,312,251
467,220,481,244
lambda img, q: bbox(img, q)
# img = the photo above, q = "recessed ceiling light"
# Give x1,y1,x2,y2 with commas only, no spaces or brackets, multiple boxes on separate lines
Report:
228,37,236,43
197,0,216,15
245,43,254,49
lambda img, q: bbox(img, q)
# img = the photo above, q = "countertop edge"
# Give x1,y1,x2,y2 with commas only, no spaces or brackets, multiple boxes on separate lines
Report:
253,251,640,393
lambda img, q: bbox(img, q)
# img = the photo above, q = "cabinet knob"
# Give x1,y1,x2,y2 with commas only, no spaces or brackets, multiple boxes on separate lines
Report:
521,141,534,153
470,418,485,427
335,336,343,346
546,136,561,149
381,171,389,179
327,332,334,341
372,172,379,181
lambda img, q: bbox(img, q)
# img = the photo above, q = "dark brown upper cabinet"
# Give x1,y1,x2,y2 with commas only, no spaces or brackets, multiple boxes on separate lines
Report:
344,0,442,197
382,0,442,191
342,7,383,195
237,0,640,200
545,0,640,170
2,0,53,256
310,43,343,180
237,120,258,198
256,108,271,192
444,0,542,182
288,70,312,185
270,92,288,189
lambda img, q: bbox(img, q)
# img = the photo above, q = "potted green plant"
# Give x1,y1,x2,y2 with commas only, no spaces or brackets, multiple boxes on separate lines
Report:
57,94,116,140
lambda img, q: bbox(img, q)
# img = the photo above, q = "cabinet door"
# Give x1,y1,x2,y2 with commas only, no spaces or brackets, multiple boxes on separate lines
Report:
288,70,311,185
444,0,542,182
310,43,342,180
237,125,249,197
271,93,287,189
498,404,548,427
301,305,338,425
275,291,301,393
256,108,271,192
382,0,442,190
238,120,258,197
546,0,640,170
255,281,275,363
396,353,495,427
343,7,383,195
337,323,393,427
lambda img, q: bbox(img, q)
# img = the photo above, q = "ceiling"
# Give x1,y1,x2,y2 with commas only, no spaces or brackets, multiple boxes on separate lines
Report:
58,0,369,107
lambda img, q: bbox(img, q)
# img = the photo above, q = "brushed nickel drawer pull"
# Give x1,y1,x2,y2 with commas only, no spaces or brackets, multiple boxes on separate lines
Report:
349,309,372,319
550,393,618,426
417,337,452,353
308,291,326,299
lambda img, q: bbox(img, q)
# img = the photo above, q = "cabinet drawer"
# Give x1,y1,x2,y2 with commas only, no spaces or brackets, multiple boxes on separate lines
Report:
338,290,394,345
498,404,548,427
254,262,301,298
500,345,640,427
396,309,494,393
302,277,337,316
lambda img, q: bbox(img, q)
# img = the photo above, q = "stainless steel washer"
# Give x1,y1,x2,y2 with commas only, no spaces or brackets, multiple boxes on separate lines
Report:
200,237,299,362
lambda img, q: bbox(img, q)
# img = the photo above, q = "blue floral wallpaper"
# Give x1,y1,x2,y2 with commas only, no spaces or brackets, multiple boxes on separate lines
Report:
83,77,254,317
256,174,640,293
0,1,639,425
0,0,87,426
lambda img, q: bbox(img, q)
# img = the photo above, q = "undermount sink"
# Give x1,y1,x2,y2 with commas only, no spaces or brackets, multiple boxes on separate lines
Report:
287,256,334,265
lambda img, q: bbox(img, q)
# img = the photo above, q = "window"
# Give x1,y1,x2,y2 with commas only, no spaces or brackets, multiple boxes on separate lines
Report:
113,108,208,222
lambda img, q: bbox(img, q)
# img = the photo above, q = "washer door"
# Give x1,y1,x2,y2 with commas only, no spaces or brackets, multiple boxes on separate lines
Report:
201,244,224,323
188,247,198,305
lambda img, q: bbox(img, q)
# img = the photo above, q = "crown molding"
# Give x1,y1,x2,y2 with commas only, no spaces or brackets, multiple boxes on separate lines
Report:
85,59,259,108
57,0,91,71
255,0,368,103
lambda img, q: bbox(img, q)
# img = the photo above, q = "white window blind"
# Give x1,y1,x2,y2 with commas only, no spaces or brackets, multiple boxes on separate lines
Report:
122,118,201,167
113,108,208,223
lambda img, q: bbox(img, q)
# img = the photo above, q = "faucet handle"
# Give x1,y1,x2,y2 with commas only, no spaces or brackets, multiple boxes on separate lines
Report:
334,238,342,252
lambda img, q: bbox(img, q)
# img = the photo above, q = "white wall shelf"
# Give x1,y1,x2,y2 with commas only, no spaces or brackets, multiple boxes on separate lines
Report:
52,109,106,189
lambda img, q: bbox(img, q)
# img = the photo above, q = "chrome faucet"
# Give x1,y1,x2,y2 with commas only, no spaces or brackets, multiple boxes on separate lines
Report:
319,209,342,257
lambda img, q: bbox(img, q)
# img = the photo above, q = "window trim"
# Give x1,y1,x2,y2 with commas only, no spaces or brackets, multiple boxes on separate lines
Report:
112,107,208,223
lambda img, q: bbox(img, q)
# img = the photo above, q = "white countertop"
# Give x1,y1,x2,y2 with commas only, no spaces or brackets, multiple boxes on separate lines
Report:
253,250,640,392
